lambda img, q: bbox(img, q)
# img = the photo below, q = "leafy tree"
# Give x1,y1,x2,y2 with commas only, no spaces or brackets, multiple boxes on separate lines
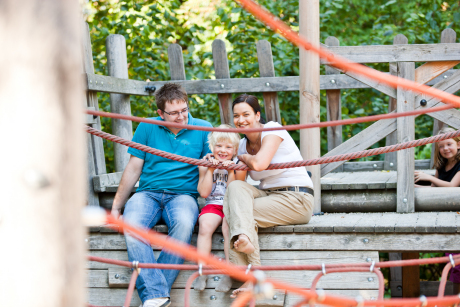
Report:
84,0,460,172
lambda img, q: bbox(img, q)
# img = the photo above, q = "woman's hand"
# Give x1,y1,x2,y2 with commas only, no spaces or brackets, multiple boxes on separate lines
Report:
414,171,433,183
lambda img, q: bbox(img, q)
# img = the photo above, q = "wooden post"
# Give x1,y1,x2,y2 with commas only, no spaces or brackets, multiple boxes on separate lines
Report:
257,40,281,123
82,22,106,207
0,0,85,306
430,29,456,168
299,0,321,213
106,34,133,172
389,253,403,297
396,35,415,213
384,35,407,170
325,36,343,172
168,43,187,81
402,252,420,297
212,40,233,125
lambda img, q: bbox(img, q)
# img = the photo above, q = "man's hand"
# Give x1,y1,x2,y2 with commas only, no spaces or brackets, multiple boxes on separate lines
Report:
111,208,122,219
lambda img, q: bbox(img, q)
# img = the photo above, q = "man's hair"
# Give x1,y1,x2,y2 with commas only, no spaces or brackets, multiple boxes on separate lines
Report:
155,83,188,111
208,124,240,158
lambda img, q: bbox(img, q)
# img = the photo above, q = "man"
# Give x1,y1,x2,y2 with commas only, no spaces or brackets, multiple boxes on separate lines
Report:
111,83,212,307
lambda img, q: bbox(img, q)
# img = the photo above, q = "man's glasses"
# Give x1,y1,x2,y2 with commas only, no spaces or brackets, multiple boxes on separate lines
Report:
162,107,189,117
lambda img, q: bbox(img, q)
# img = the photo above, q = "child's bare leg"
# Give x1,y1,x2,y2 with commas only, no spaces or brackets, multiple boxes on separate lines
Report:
230,281,253,298
215,218,233,292
234,234,255,254
195,213,222,291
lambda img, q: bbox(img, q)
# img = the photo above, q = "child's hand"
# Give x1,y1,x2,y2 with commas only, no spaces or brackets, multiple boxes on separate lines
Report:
414,171,431,183
209,157,220,166
202,153,214,161
222,160,235,167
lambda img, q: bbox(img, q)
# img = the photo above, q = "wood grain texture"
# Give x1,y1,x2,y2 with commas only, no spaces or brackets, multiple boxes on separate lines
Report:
87,232,460,251
257,40,281,123
322,43,460,64
401,252,420,297
212,39,233,125
390,281,454,297
299,0,321,213
106,34,133,172
325,37,343,173
168,44,186,81
396,37,415,213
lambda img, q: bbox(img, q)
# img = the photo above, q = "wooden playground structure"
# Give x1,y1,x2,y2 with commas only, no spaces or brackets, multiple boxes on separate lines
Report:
83,12,460,304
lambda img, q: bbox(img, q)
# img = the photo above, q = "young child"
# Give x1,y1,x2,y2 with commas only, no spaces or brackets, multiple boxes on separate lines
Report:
414,127,460,187
414,127,460,292
194,124,240,292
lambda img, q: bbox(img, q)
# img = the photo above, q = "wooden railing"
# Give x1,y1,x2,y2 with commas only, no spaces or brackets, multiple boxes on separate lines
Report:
83,22,460,212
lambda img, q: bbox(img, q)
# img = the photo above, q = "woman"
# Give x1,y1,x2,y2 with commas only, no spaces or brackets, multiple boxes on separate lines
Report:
222,94,314,297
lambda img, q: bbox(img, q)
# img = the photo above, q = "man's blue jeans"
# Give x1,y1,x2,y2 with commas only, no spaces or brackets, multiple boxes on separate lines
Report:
123,190,199,303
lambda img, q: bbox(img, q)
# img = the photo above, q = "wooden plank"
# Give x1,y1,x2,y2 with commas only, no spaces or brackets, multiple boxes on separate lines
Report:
325,37,343,173
299,0,321,214
346,172,375,190
456,214,460,233
383,35,405,171
322,43,460,64
107,266,378,290
88,232,460,251
430,29,457,167
212,39,233,125
402,252,420,297
257,40,281,123
106,34,133,172
85,69,457,95
368,172,393,190
87,269,109,288
415,212,438,233
385,171,397,189
396,38,415,213
312,213,348,233
389,253,402,297
320,172,348,190
393,213,419,233
343,161,383,172
436,212,457,233
428,107,460,130
334,213,365,232
88,288,286,307
330,172,358,190
168,44,186,81
82,23,106,176
339,67,396,98
415,187,460,211
353,213,382,233
374,212,399,233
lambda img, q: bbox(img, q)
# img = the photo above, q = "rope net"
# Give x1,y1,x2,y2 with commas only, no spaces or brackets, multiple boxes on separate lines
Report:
85,214,460,307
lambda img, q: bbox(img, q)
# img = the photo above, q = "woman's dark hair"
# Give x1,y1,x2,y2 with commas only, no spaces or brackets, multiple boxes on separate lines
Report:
232,94,266,124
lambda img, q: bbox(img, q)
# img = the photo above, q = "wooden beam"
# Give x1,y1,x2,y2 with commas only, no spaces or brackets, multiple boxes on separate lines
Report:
299,0,321,213
106,34,133,172
257,40,281,123
325,36,343,173
396,36,415,213
85,69,458,96
212,39,233,125
431,29,457,167
168,43,186,80
322,43,460,64
0,1,86,306
402,252,420,297
384,35,407,171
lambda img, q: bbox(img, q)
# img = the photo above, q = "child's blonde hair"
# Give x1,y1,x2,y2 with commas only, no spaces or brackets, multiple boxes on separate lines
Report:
208,124,240,158
433,127,460,170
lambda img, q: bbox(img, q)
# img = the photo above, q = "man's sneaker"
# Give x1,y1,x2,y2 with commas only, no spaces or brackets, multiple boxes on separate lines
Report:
140,297,171,307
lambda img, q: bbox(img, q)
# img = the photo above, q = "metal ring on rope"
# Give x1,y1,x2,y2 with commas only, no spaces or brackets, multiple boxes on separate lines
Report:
198,263,203,276
132,261,139,269
450,254,456,267
245,264,252,274
419,295,427,307
322,263,326,275
370,261,375,272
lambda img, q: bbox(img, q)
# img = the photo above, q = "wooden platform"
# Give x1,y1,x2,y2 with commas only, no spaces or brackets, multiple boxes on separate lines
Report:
86,212,460,306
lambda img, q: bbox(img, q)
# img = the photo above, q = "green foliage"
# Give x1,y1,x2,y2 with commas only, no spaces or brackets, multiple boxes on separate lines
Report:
85,0,460,172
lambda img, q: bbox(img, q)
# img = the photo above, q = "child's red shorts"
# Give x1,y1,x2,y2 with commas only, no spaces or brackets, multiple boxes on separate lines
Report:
198,204,224,219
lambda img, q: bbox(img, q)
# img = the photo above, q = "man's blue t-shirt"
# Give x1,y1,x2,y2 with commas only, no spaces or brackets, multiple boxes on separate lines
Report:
127,113,212,198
